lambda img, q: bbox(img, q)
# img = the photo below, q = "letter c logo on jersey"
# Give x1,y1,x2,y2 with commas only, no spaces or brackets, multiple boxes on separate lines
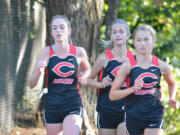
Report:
111,66,120,77
136,72,158,88
52,62,75,77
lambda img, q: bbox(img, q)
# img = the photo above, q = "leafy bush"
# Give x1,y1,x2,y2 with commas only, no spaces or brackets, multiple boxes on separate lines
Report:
161,67,180,135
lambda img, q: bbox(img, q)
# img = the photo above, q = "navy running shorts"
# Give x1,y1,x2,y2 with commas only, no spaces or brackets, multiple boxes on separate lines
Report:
97,113,124,129
44,107,84,123
126,115,164,135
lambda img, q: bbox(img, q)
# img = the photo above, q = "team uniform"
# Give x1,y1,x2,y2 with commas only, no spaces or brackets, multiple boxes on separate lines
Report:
44,44,83,123
125,55,164,135
97,49,132,129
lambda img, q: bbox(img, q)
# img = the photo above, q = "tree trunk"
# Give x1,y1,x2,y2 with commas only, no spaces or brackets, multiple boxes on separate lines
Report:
105,0,118,39
45,0,104,134
0,0,46,133
0,0,14,134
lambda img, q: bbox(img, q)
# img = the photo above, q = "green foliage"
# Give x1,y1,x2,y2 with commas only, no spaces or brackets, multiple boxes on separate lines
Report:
102,0,180,68
30,32,35,39
151,67,180,135
102,1,180,134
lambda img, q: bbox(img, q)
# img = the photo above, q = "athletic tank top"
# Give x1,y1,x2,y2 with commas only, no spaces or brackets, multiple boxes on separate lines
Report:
96,49,133,116
45,45,82,112
126,55,164,120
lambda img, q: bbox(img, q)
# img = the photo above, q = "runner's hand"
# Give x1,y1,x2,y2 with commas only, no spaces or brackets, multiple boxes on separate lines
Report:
132,79,144,92
37,61,46,73
169,98,179,110
101,75,112,88
79,72,88,85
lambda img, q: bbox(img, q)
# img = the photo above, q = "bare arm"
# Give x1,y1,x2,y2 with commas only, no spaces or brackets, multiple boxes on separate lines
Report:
87,53,112,88
76,47,91,85
159,59,179,109
28,47,49,89
109,61,144,101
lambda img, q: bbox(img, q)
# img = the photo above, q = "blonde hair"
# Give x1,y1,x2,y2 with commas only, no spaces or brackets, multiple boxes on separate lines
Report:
50,15,72,44
100,19,130,49
132,24,156,41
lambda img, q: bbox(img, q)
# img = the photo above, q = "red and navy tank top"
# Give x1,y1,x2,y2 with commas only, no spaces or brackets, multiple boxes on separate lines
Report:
126,55,164,120
96,49,133,116
45,45,82,111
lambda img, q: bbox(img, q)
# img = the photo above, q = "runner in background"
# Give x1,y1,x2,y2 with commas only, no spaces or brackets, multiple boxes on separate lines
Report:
110,24,179,135
87,19,132,135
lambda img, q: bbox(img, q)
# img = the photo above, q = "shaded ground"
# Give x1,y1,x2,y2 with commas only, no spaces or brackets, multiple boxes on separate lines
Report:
9,127,86,135
9,111,97,135
9,127,46,135
8,111,46,135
